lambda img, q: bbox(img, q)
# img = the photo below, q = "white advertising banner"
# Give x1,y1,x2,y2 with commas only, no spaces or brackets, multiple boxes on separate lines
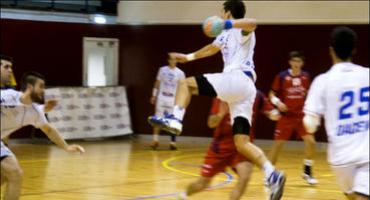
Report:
45,86,132,139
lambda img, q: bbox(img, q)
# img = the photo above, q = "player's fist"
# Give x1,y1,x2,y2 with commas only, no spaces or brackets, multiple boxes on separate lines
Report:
207,114,222,128
169,52,188,63
276,102,288,112
268,109,281,121
66,144,85,154
203,16,224,38
44,99,58,113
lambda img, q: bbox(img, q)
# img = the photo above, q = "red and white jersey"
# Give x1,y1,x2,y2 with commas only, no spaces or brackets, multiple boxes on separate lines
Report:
156,66,185,100
271,69,311,116
213,29,256,76
1,89,48,139
304,62,369,166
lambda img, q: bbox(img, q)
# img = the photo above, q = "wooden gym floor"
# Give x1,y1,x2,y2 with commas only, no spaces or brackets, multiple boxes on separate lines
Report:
1,136,346,200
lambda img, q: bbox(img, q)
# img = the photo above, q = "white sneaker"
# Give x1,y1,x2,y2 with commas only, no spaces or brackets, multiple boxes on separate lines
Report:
267,170,286,200
302,173,318,185
148,114,183,135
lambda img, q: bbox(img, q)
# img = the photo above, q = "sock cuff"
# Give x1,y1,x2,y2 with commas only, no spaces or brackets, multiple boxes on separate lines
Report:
304,159,314,166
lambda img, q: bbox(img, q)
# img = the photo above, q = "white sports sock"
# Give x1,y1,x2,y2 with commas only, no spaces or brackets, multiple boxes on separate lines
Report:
173,105,185,120
263,161,275,179
304,159,314,166
153,134,159,142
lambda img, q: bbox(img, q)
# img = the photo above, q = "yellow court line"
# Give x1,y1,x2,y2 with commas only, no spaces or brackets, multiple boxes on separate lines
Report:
161,153,236,182
162,154,343,194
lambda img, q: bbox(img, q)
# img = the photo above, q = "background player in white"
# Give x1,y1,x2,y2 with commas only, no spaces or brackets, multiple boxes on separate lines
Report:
149,1,285,199
1,72,85,200
150,56,185,150
303,27,369,200
0,55,57,146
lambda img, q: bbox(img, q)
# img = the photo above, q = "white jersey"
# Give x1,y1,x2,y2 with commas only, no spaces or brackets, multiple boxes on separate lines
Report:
213,29,256,74
156,66,185,100
1,89,48,139
304,62,369,166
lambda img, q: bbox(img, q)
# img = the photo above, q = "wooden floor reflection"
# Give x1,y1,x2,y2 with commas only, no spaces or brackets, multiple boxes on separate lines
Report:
1,137,345,200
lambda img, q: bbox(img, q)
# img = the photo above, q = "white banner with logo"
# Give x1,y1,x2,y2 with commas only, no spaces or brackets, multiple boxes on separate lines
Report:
45,86,132,139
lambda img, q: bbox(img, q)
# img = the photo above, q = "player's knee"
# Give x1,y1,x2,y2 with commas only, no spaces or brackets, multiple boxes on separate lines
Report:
6,166,23,182
232,117,251,136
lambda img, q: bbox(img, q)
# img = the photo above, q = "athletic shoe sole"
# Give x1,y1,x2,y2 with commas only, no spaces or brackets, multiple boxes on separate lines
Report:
270,172,286,200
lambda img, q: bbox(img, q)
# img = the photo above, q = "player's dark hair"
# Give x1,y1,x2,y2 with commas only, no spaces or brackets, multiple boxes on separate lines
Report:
0,54,13,63
21,71,45,91
331,26,357,60
223,0,246,19
289,51,305,61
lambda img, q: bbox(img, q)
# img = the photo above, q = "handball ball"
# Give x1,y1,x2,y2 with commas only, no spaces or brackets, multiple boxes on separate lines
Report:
202,16,224,38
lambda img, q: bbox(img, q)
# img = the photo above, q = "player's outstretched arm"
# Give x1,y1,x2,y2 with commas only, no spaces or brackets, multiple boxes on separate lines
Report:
228,18,257,33
169,44,220,64
40,124,85,153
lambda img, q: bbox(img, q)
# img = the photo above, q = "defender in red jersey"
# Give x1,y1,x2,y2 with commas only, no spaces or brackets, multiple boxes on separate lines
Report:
179,91,279,200
268,51,318,185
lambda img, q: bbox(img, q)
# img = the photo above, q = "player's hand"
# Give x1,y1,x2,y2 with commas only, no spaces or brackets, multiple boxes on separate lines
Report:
276,102,288,112
65,144,85,154
268,109,281,121
150,96,156,105
207,114,222,128
44,99,58,113
169,52,188,63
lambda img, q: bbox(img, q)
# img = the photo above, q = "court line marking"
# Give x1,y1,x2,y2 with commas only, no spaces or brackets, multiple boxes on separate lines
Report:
126,154,234,199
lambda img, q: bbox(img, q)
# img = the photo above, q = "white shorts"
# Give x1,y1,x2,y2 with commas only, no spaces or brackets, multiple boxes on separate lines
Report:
155,96,175,117
1,141,14,160
204,70,256,124
331,162,369,196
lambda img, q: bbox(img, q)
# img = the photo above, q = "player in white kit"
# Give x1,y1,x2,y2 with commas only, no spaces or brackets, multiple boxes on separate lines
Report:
303,27,369,200
1,71,84,200
148,1,285,199
0,55,57,146
150,57,185,150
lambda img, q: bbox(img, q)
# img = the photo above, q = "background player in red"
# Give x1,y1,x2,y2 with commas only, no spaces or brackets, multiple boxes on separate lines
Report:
268,51,318,185
179,90,279,200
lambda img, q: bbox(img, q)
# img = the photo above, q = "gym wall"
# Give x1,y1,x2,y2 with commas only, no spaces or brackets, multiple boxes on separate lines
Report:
1,1,368,141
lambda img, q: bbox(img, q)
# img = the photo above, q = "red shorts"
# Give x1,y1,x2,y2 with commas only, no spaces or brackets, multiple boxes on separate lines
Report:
201,146,248,178
274,115,309,140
